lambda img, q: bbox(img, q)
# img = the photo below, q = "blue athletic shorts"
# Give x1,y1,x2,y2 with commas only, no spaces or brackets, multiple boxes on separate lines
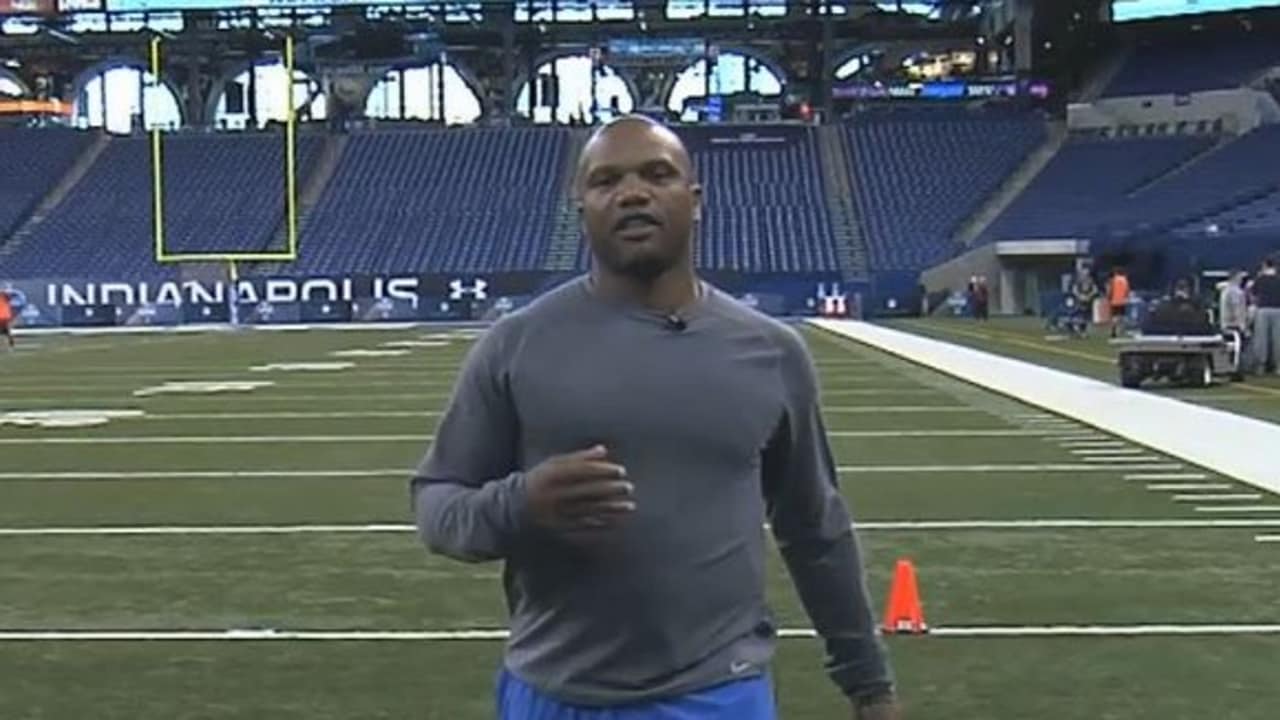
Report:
496,668,778,720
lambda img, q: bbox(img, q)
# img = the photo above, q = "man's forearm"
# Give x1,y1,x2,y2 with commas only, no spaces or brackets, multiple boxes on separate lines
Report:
779,527,894,698
412,474,528,562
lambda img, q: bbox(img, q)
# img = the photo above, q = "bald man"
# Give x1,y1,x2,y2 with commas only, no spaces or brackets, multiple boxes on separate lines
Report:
413,116,898,720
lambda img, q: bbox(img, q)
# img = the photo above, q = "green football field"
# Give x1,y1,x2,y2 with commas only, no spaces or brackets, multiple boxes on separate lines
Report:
2,324,1279,719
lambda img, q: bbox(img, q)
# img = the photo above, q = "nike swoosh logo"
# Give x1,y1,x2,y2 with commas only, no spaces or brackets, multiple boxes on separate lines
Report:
730,661,752,674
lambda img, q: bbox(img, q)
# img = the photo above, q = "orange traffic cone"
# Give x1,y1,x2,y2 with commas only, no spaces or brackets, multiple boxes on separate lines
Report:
882,558,928,634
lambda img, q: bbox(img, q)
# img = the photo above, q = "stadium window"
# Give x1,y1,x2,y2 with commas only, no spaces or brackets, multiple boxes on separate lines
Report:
667,52,782,120
0,73,22,97
94,12,184,33
214,62,325,131
445,2,483,22
0,17,39,34
73,66,182,135
875,1,941,17
834,55,866,80
365,63,483,126
515,54,634,125
666,0,785,19
515,0,634,22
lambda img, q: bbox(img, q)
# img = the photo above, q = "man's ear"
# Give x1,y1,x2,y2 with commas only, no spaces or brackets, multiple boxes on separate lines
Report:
691,183,703,223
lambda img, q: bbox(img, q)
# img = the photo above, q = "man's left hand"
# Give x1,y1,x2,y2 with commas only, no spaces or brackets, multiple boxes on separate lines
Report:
852,696,900,720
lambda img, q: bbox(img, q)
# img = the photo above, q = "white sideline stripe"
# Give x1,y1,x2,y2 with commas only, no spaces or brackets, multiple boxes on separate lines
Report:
1146,483,1233,491
1126,473,1209,481
1173,494,1263,502
2,624,1278,642
7,518,1280,537
1195,505,1280,513
811,320,1278,496
0,463,1184,481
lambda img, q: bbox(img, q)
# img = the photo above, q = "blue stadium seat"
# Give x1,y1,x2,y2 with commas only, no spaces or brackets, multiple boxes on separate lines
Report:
291,127,566,275
0,128,94,241
5,132,321,281
846,108,1047,271
677,126,840,273
984,126,1280,242
1104,34,1280,97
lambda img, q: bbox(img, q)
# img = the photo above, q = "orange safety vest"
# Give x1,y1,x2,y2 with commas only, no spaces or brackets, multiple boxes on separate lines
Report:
1109,275,1130,307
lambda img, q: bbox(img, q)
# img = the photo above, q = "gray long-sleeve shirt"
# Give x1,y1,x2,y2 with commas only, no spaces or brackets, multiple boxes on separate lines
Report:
412,275,892,706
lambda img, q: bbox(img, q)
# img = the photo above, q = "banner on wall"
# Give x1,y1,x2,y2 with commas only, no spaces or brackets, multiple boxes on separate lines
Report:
0,271,887,329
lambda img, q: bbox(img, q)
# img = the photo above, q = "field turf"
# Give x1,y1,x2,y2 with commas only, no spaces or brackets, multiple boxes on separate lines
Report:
1,324,1278,719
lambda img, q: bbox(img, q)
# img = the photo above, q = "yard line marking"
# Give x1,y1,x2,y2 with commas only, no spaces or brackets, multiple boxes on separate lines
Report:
0,463,1184,481
2,624,1278,642
827,429,1063,438
1081,455,1162,463
837,463,1182,473
3,393,457,405
0,524,417,536
0,435,431,446
823,406,980,413
146,411,441,420
819,389,941,396
1057,440,1126,448
0,427,1058,440
1256,535,1280,543
0,470,410,480
1126,473,1209,481
7,518,1280,537
924,625,1280,638
1069,448,1147,456
1173,494,1264,502
1145,483,1233,491
1194,505,1280,513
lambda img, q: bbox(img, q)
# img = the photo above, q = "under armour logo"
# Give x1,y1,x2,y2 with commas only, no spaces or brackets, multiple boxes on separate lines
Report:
449,277,489,301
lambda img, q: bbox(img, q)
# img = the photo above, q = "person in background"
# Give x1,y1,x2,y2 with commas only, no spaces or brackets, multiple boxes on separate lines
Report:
1070,269,1100,336
1219,269,1251,374
1252,258,1280,374
1107,266,1131,338
0,288,15,350
973,276,990,321
1143,278,1213,336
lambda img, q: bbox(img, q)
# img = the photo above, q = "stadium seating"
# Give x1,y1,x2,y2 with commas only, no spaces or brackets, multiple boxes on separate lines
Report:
680,125,840,273
291,127,567,275
983,125,1280,242
845,108,1047,271
0,127,94,241
4,133,322,280
568,126,841,274
1104,33,1280,97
